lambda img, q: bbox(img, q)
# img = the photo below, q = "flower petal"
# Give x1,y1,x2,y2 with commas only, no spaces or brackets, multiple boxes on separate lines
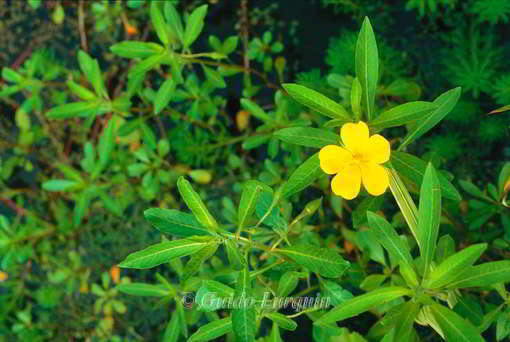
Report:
366,134,390,164
319,145,353,175
331,164,361,200
360,163,389,196
341,121,369,153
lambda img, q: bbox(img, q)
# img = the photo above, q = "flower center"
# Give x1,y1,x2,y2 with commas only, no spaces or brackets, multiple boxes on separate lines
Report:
352,152,369,164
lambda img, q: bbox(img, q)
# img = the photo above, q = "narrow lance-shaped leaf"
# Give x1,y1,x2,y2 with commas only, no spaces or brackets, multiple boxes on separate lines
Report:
163,313,180,342
265,313,297,331
315,287,412,325
447,260,510,289
366,211,413,268
119,239,209,269
232,266,256,342
144,208,214,237
238,180,269,230
154,78,176,115
390,151,461,201
399,87,461,149
77,50,107,98
67,80,96,101
97,119,115,168
110,41,165,59
188,317,233,342
418,163,441,279
282,83,351,121
177,176,219,231
276,244,350,278
164,2,184,43
351,77,362,121
182,242,218,281
240,98,272,123
355,17,378,120
202,65,226,88
273,127,339,148
46,101,103,119
370,101,437,130
423,243,487,289
282,152,323,198
183,5,208,47
42,179,81,192
150,1,169,46
427,304,485,342
388,167,420,247
277,271,299,297
226,240,245,270
116,283,172,297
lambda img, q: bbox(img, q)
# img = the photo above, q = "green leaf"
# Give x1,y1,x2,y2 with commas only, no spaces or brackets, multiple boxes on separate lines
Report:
423,243,487,289
188,317,232,342
2,67,23,83
399,87,461,149
116,283,171,297
77,50,106,98
150,1,169,46
129,53,165,76
315,287,411,324
498,162,510,195
46,101,104,119
201,280,235,298
394,301,420,340
370,101,437,130
446,260,510,289
273,127,339,148
97,119,115,168
182,242,218,281
154,78,176,114
202,65,226,88
282,83,351,121
351,77,362,121
119,239,209,269
183,5,208,47
388,168,420,245
67,80,96,101
277,271,299,297
144,208,214,237
110,41,164,59
435,235,455,264
320,280,353,306
73,190,90,227
458,180,492,202
42,179,81,192
427,304,484,342
232,267,256,342
265,313,297,331
366,211,413,267
238,180,269,230
177,176,219,231
418,163,441,278
163,314,180,342
242,135,271,150
225,240,245,270
276,244,350,278
355,17,378,120
390,151,461,201
240,98,272,123
164,2,184,43
282,152,323,198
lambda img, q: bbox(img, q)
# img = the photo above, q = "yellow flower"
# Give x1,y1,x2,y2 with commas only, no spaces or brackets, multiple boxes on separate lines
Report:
319,121,390,200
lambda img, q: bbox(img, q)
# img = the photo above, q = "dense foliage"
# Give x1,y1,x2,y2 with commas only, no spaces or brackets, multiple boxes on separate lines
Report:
0,1,509,342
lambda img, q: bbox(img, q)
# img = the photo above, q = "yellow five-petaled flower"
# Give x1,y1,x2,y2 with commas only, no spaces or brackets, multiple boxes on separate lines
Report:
319,121,390,200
